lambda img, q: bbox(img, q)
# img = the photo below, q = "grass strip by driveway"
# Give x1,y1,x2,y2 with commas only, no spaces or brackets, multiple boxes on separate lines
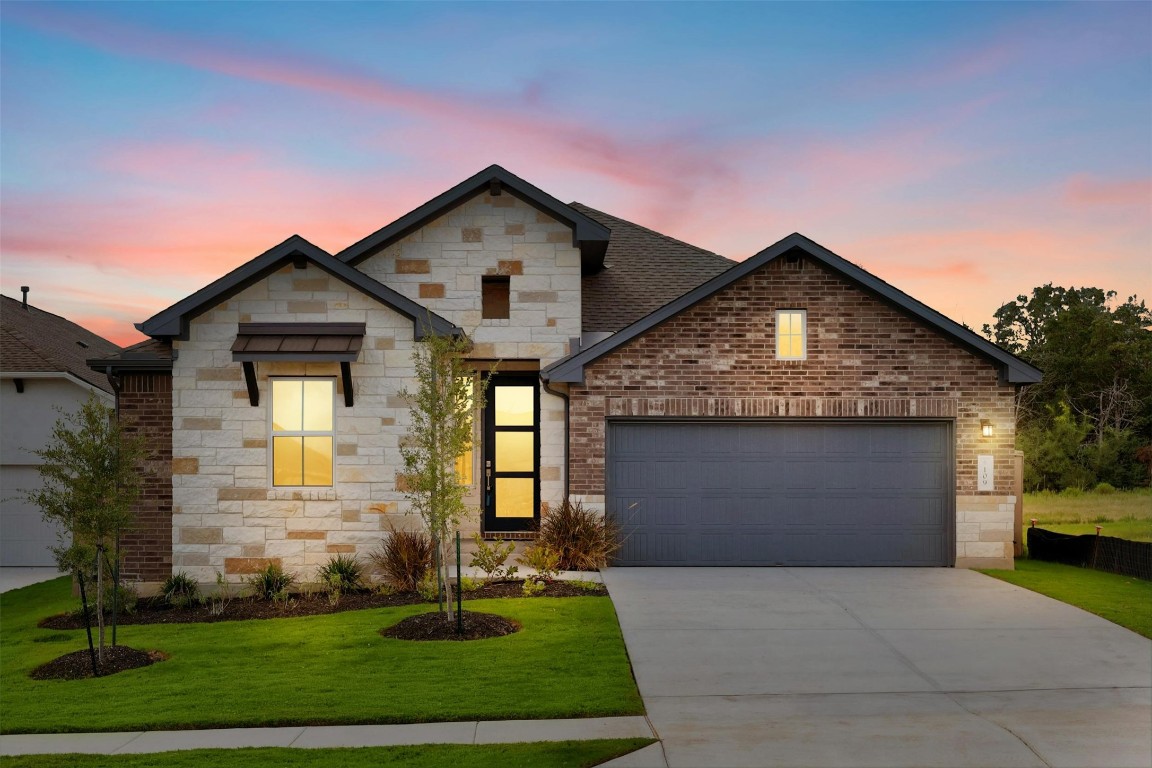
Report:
1,739,656,768
0,578,643,734
980,559,1152,639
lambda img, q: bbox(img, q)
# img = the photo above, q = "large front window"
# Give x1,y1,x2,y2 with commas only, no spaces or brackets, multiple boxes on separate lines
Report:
271,378,334,486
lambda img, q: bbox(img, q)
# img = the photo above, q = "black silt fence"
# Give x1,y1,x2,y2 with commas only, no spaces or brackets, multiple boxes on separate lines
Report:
1027,527,1152,581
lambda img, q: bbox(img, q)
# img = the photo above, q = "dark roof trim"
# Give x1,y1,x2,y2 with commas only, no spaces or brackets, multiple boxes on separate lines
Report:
86,355,173,374
231,322,366,363
137,236,460,341
543,233,1043,385
336,165,611,274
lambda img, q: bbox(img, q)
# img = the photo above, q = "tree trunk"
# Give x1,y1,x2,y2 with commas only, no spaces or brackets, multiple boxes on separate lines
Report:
76,568,99,677
441,533,455,621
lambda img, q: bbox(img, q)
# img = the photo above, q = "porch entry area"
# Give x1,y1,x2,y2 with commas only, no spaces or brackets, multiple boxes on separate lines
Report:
481,374,540,533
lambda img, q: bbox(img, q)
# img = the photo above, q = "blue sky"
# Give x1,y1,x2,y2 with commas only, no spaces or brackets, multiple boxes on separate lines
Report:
2,1,1149,344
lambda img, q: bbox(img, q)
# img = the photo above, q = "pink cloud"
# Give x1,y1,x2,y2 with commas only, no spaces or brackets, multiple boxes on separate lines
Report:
1065,174,1152,207
5,5,738,213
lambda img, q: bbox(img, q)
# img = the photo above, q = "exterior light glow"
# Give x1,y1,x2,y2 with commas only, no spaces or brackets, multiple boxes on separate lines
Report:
980,420,994,438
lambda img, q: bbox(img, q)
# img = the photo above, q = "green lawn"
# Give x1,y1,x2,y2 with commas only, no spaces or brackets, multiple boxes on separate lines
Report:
0,578,643,734
1,740,656,768
980,559,1152,639
1023,488,1152,542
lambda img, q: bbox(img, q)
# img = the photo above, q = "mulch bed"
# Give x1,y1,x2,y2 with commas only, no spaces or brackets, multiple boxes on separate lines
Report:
38,579,607,630
30,646,168,681
381,610,521,641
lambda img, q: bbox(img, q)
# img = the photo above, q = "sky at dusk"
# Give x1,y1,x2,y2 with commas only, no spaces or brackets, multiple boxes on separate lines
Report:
2,1,1149,347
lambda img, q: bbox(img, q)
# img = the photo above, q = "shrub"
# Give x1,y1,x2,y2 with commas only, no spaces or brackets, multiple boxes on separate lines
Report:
417,573,440,602
458,576,481,593
518,544,561,584
371,523,434,592
207,571,234,616
102,582,138,616
161,571,201,609
469,534,518,583
1093,482,1117,495
316,554,366,593
535,499,622,570
244,562,297,601
521,579,545,597
570,579,602,592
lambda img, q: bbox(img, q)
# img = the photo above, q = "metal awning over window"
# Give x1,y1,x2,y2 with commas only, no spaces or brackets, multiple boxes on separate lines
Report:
231,323,365,407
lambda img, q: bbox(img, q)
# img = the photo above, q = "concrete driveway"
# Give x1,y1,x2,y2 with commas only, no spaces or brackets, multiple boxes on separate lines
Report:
602,568,1151,768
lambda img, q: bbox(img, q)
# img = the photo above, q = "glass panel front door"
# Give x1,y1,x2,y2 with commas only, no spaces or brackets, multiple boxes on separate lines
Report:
483,376,539,532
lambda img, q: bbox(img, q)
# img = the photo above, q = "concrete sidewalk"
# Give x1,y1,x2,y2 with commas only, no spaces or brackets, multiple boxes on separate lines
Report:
0,567,60,593
0,716,656,756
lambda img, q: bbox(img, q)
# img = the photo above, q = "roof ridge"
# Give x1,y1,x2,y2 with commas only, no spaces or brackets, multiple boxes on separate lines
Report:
569,202,734,265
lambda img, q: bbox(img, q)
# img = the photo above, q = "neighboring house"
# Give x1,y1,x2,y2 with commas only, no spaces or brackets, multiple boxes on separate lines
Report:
89,165,1040,585
1,291,122,566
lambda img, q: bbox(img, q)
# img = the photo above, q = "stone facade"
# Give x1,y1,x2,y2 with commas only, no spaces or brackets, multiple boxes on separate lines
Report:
168,192,583,583
355,191,582,520
568,255,1019,569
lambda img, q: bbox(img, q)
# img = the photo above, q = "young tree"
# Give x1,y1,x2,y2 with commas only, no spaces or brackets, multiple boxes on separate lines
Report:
398,330,489,620
25,392,144,666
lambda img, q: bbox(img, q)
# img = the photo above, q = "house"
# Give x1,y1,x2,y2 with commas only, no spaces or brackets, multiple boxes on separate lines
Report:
88,165,1040,584
1,290,122,566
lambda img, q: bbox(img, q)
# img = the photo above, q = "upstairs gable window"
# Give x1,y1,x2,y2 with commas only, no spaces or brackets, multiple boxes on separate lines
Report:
775,310,807,360
271,378,334,486
482,276,510,319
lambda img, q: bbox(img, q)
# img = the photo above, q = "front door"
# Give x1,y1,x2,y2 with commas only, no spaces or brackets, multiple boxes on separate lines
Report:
482,375,540,532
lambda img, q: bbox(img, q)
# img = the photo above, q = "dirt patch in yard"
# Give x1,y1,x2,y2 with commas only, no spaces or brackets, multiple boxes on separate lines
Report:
38,580,606,629
381,610,521,641
30,646,168,681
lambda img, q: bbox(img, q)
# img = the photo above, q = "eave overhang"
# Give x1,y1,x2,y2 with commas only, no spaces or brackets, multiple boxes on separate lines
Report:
542,233,1043,386
137,236,460,342
336,165,611,275
86,354,173,375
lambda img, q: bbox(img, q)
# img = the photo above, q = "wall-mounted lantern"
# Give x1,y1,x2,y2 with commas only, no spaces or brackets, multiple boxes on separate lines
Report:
980,420,994,438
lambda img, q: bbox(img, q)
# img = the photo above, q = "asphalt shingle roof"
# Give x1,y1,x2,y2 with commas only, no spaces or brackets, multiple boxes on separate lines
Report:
573,203,735,333
0,294,122,393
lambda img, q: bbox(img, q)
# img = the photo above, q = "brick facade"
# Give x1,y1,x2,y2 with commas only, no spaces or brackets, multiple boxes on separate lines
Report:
568,255,1020,568
117,372,173,582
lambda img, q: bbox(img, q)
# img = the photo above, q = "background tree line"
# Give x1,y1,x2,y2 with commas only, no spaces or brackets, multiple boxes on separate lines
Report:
983,285,1152,491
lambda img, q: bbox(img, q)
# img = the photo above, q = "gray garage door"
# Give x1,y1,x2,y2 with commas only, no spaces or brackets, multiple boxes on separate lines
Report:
607,421,953,566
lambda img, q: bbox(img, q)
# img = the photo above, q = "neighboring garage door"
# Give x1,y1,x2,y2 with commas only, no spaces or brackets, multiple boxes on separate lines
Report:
0,466,64,566
607,420,952,566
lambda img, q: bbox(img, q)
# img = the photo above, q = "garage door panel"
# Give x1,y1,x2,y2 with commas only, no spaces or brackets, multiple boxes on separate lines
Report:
782,460,822,490
782,427,822,455
826,461,869,490
652,460,688,490
825,427,872,456
608,421,952,567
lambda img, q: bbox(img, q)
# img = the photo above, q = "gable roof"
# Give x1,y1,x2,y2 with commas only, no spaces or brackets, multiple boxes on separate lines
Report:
337,165,611,274
1,294,122,393
137,235,461,341
543,232,1043,385
573,203,734,332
